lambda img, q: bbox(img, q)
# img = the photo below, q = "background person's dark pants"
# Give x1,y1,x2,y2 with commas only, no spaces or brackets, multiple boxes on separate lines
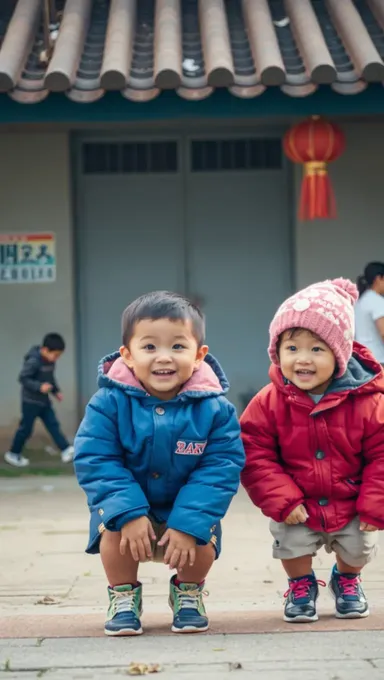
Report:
11,402,69,454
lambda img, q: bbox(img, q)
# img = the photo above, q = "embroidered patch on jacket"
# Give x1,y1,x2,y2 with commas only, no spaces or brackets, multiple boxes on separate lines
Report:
175,441,207,455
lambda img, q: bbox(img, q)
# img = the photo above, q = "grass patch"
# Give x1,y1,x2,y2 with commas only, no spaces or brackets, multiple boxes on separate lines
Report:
0,466,72,478
0,446,74,477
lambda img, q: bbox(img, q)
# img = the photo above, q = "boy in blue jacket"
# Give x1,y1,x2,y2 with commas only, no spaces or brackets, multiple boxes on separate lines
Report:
74,291,244,637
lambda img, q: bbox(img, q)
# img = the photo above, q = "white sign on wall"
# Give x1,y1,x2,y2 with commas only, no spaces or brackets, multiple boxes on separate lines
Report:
0,233,56,283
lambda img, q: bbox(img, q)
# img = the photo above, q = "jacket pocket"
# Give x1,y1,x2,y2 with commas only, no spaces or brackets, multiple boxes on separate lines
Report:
346,478,362,487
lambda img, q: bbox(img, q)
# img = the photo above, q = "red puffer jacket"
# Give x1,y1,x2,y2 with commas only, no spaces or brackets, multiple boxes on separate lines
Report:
241,343,384,532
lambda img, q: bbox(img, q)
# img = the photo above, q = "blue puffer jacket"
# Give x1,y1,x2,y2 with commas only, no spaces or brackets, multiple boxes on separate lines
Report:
74,351,245,554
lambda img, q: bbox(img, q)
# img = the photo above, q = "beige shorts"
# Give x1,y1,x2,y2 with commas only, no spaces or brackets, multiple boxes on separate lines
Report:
149,519,218,562
150,519,168,563
270,516,379,568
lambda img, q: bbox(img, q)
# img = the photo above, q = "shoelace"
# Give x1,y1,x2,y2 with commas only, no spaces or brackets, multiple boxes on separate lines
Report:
110,589,136,615
284,578,326,600
338,575,360,597
176,587,208,610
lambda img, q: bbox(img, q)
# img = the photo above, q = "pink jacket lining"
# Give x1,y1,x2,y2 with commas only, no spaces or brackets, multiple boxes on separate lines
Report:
104,356,222,394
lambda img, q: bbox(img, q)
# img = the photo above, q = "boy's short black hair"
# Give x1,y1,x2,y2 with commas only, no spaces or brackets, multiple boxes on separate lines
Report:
121,291,205,347
42,333,65,352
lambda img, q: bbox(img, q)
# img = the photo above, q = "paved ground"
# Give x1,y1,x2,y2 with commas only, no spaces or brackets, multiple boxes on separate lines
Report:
2,631,384,679
1,477,384,678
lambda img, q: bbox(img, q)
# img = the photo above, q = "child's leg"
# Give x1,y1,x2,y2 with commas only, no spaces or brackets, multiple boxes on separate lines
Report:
100,530,142,636
100,529,139,585
40,404,71,452
270,520,323,623
175,542,216,583
282,555,313,579
168,532,218,634
329,517,378,619
9,404,38,454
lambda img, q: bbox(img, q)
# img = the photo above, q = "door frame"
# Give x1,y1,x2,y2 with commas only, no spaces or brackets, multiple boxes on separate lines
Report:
71,122,295,410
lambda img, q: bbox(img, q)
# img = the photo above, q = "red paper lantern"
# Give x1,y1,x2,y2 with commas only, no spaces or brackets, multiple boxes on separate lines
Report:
283,116,346,221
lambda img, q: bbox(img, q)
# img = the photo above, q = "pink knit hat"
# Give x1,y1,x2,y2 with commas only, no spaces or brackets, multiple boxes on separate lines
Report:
268,278,358,377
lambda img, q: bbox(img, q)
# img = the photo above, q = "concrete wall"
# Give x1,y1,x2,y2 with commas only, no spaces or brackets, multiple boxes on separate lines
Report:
0,121,382,450
0,133,77,447
295,121,384,289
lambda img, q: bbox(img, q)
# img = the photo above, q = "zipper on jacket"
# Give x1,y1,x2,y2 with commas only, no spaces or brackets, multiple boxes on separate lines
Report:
320,510,326,530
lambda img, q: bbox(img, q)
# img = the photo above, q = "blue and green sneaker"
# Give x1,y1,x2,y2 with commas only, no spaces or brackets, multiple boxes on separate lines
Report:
169,575,209,633
104,583,143,636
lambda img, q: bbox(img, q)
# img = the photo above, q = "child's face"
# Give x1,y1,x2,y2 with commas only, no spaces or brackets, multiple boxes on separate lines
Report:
40,347,63,363
279,329,336,395
120,317,208,401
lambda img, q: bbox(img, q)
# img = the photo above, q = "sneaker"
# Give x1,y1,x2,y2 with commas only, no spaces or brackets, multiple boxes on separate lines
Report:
104,584,143,636
329,565,369,618
169,575,209,633
45,446,57,456
283,573,325,623
61,445,74,463
4,452,30,468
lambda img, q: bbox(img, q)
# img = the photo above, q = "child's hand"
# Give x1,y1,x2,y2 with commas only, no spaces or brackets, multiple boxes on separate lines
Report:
120,516,156,562
55,392,63,402
40,382,53,394
284,504,308,525
158,528,196,570
360,522,379,532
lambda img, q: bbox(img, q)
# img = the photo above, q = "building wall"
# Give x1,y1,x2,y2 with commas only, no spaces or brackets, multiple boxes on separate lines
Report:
0,121,382,448
0,133,77,446
295,122,384,289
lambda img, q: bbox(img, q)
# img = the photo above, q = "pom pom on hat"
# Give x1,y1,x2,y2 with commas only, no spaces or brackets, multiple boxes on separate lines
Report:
330,278,358,305
268,277,357,378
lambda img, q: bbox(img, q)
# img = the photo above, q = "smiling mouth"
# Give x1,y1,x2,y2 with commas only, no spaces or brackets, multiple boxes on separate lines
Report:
295,370,315,377
152,369,176,376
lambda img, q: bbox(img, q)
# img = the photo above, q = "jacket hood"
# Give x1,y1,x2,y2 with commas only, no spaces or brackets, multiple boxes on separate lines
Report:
97,351,229,400
270,341,384,398
25,345,41,361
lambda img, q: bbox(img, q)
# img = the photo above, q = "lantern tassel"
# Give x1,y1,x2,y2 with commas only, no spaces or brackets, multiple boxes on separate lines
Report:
299,161,337,221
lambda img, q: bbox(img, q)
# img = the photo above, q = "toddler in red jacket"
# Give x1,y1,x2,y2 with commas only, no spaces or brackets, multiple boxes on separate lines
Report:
241,277,384,623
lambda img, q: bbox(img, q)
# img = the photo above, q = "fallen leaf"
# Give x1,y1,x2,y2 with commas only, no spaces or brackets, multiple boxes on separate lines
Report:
126,663,162,675
230,662,243,670
263,579,273,584
35,596,60,606
212,648,225,652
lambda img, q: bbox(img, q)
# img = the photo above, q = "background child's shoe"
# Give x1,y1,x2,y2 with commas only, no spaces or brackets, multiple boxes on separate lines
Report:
329,565,369,618
61,445,74,463
4,452,29,467
283,573,324,623
169,575,209,633
104,583,143,636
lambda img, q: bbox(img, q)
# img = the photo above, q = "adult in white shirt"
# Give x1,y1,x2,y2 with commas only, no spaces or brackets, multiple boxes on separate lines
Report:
355,261,384,364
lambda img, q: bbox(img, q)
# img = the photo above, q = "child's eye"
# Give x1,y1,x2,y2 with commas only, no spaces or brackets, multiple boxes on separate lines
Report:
144,344,156,351
287,345,297,352
312,346,323,353
173,344,186,350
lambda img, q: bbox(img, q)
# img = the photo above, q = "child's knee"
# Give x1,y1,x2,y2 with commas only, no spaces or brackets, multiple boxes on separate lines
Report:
100,529,121,553
196,541,216,562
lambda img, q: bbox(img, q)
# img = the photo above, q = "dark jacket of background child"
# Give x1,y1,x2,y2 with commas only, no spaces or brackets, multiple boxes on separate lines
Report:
19,345,60,406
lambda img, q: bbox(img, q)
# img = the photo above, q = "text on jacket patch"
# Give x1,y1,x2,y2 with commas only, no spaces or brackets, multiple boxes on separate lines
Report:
175,441,207,455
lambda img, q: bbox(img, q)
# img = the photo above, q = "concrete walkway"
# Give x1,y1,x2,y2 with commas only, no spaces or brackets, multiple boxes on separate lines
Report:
1,477,384,678
2,631,384,679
